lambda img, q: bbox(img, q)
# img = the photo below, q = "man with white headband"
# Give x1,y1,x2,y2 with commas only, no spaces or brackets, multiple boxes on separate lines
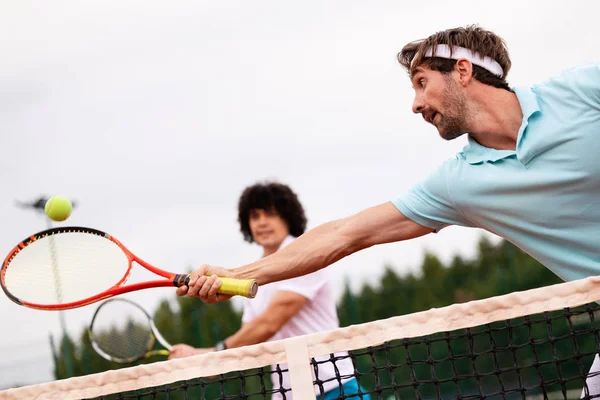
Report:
179,25,600,398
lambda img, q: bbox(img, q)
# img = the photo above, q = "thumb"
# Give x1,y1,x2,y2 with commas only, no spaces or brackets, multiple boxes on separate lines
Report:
176,286,188,296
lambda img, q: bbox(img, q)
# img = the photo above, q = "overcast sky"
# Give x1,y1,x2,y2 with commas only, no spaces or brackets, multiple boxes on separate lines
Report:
1,0,599,389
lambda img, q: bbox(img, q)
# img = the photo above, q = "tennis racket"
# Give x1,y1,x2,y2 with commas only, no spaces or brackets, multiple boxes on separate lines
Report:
89,298,171,364
0,226,258,311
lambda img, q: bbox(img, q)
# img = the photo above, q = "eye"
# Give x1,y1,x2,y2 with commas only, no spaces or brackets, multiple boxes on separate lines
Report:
419,79,426,88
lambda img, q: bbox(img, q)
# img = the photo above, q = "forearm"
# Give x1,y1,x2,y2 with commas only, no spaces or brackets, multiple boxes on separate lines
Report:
223,318,277,348
232,218,357,285
230,202,432,286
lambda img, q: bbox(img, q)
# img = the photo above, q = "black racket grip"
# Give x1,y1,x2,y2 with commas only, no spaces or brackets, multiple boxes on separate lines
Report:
173,274,190,287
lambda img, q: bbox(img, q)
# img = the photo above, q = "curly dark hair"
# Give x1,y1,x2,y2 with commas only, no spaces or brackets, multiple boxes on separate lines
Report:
237,181,307,243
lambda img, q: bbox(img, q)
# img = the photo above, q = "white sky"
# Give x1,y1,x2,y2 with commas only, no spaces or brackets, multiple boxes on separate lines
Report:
1,0,599,389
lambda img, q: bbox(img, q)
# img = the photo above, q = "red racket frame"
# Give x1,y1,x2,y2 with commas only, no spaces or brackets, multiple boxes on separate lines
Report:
1,227,189,311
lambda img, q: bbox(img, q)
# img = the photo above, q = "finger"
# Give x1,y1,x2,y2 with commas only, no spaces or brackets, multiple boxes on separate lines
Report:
186,271,199,288
206,276,224,302
199,275,217,302
208,277,232,303
188,275,207,298
176,286,188,296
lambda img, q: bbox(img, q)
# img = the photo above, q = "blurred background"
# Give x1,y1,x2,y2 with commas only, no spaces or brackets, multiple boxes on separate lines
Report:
1,0,598,391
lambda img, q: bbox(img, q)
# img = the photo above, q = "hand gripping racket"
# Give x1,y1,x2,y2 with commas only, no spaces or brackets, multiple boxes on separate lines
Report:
89,298,171,364
0,226,258,311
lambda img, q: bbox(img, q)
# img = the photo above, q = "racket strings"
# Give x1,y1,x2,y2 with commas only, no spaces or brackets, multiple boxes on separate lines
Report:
3,231,129,305
90,300,155,361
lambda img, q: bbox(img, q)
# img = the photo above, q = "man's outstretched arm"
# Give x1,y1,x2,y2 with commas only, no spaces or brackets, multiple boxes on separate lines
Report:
178,202,433,303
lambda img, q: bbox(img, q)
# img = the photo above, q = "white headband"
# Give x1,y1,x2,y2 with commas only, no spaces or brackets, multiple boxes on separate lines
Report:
412,44,504,77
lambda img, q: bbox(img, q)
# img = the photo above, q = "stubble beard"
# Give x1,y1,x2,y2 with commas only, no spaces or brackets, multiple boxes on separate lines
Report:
437,77,470,141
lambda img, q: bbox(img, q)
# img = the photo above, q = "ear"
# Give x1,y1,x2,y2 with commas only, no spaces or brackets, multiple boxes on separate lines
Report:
454,59,473,86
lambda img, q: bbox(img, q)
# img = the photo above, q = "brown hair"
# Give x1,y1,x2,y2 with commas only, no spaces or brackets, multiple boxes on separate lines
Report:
397,25,512,90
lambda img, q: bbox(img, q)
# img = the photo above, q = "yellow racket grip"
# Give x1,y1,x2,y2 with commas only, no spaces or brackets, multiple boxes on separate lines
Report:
145,349,170,359
217,277,259,298
175,274,258,298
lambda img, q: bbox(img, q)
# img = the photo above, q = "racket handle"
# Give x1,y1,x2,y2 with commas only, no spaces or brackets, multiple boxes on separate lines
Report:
219,278,259,298
174,274,258,299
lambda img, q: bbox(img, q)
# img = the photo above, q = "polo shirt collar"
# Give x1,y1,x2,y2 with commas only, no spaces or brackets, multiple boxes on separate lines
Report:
459,86,541,165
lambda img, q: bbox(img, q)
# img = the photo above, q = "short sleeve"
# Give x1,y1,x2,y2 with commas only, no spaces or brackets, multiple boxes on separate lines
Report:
392,159,471,232
561,63,600,108
276,269,328,301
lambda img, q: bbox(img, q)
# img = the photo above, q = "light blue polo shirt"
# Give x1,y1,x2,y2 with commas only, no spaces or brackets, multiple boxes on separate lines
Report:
392,63,600,282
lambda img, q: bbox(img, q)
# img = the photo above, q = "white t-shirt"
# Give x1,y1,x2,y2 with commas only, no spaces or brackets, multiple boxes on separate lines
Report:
241,236,354,399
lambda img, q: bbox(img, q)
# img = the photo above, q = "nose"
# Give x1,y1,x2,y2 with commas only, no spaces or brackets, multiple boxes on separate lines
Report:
256,213,269,225
412,93,425,114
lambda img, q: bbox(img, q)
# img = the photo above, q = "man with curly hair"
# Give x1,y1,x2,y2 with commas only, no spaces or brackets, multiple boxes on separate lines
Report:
170,181,369,400
178,25,600,397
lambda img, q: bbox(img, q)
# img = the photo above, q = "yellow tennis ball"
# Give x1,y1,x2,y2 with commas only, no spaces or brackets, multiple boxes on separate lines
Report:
44,196,73,222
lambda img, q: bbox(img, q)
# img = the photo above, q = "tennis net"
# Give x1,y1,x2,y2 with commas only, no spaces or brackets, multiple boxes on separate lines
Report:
3,275,600,399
